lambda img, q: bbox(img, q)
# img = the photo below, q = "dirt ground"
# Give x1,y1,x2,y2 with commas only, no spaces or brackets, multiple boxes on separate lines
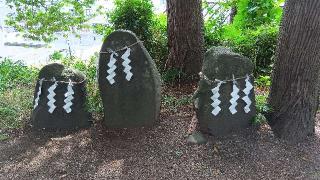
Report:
1,93,320,179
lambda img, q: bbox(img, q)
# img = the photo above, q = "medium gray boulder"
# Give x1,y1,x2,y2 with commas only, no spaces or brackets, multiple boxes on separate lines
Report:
98,30,161,128
194,47,256,136
31,63,91,130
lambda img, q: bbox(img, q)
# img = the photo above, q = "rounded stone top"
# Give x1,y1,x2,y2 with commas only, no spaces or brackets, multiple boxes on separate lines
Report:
38,63,86,82
202,46,253,81
101,30,140,52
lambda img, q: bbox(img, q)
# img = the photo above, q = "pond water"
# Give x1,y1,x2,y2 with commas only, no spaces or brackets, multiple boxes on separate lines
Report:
0,30,104,66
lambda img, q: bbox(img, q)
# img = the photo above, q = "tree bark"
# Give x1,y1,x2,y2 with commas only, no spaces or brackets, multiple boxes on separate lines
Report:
166,0,204,78
268,0,320,142
229,6,237,23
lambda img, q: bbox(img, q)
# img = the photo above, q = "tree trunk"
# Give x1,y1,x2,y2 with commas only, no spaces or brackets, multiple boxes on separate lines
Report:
166,0,204,78
229,6,237,23
268,0,320,142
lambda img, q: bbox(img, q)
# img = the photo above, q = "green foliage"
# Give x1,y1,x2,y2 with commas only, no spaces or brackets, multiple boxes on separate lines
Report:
0,133,9,141
50,51,64,61
203,0,282,76
162,94,192,112
6,0,98,42
252,93,272,125
223,25,279,75
0,59,37,130
161,68,186,84
150,13,168,73
255,75,271,88
0,59,38,92
108,0,168,74
233,0,283,29
109,0,154,48
203,0,235,49
92,24,114,38
256,94,271,114
0,86,34,130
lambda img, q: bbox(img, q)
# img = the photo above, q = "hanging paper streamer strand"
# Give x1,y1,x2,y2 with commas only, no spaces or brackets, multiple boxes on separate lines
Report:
229,76,240,114
106,52,118,85
121,47,133,81
63,80,75,113
47,79,58,114
242,74,253,113
34,78,44,109
211,81,224,116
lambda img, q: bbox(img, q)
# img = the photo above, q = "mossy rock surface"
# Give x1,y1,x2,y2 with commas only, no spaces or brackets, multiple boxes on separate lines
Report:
98,30,161,128
38,63,85,82
195,46,256,136
31,63,91,130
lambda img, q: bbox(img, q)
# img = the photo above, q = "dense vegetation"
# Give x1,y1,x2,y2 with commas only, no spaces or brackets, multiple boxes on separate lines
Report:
0,0,282,137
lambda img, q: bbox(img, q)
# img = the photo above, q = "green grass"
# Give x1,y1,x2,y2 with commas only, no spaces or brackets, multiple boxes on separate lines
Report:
162,94,192,112
0,86,34,130
0,59,38,131
0,133,9,141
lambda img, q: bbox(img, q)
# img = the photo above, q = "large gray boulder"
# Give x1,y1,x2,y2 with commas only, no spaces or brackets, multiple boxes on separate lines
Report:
31,63,91,130
98,30,161,128
194,47,256,136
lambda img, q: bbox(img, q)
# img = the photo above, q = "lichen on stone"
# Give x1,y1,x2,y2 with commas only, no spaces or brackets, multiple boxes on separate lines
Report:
38,63,86,82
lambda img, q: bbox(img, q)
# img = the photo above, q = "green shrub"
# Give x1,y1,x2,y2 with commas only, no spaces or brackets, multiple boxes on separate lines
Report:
255,75,271,88
108,0,169,75
161,68,186,84
233,0,283,29
0,86,34,130
203,0,282,76
0,58,38,92
0,59,38,130
223,25,279,75
252,93,272,125
150,13,168,73
109,0,155,49
203,0,231,49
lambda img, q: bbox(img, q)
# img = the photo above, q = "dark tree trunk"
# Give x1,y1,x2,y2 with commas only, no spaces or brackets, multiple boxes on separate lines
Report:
268,0,320,142
229,6,237,23
166,0,204,78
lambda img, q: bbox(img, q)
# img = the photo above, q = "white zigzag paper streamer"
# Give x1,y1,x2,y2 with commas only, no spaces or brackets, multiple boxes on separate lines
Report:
106,52,118,85
47,80,58,114
229,80,240,115
211,81,223,116
242,75,253,113
121,47,133,81
34,78,44,109
63,80,75,113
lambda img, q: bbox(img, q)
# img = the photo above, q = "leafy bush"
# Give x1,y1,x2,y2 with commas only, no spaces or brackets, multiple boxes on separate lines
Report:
203,0,282,76
0,86,34,130
161,68,186,84
0,59,38,92
233,0,283,29
203,0,232,49
252,93,271,125
0,58,38,130
150,13,168,73
223,25,279,75
255,75,271,88
108,0,168,74
109,0,155,49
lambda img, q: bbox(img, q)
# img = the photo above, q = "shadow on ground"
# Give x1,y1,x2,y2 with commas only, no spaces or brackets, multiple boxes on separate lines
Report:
1,109,320,179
